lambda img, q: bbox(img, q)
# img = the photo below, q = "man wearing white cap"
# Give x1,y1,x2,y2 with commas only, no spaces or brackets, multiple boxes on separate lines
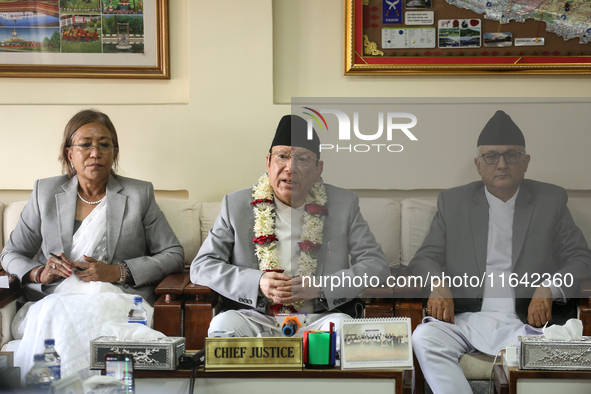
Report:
410,110,591,394
191,115,389,337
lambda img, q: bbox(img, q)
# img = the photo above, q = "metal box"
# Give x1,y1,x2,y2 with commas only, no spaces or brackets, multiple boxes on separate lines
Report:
90,336,185,370
518,335,591,371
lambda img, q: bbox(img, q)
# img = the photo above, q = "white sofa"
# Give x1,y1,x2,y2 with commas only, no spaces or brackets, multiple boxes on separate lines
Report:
0,196,401,346
2,191,591,392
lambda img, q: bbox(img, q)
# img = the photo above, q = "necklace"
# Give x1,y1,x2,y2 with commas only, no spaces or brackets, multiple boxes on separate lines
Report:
77,192,106,205
251,173,328,314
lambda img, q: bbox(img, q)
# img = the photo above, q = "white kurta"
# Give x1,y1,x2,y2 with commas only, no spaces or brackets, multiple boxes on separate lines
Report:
208,198,351,338
453,188,541,356
275,197,314,313
413,188,542,394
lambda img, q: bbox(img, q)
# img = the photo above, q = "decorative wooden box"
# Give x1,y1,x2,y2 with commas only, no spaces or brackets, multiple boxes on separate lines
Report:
90,336,186,371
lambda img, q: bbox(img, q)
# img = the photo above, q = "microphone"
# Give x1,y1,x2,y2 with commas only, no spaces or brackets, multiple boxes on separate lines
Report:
281,316,301,337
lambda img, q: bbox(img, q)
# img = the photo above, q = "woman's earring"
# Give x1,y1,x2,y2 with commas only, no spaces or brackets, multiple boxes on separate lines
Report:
70,162,76,173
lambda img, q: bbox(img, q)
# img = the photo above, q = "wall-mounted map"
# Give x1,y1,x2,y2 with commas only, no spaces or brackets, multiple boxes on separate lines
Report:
347,0,591,74
447,0,591,44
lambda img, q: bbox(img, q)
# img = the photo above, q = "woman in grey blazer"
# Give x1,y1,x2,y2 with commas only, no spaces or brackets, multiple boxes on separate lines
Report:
1,109,184,305
1,109,184,379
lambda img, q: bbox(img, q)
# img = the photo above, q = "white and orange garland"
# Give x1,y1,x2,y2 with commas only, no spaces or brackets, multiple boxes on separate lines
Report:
251,173,328,314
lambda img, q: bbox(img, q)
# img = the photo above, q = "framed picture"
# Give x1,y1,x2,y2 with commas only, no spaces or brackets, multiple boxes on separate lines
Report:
0,0,169,79
340,317,412,370
345,0,591,75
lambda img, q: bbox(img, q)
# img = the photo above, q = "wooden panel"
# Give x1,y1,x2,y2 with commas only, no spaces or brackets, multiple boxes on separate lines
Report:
508,366,591,394
133,369,409,394
493,365,509,394
580,279,591,336
130,369,409,394
134,368,412,386
184,283,213,296
395,300,423,332
365,301,394,318
395,299,424,394
155,271,190,296
153,294,184,337
579,297,591,337
0,271,20,309
581,279,591,296
184,300,213,351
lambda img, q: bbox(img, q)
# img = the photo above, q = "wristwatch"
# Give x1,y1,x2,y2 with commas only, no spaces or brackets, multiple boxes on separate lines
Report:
116,263,127,285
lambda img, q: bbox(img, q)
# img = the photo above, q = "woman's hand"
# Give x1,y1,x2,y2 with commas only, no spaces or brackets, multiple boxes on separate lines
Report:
38,253,73,284
72,255,121,283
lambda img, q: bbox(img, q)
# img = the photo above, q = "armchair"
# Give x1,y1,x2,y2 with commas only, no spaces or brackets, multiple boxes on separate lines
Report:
365,196,591,394
0,270,19,348
380,276,591,394
0,196,202,348
3,188,590,393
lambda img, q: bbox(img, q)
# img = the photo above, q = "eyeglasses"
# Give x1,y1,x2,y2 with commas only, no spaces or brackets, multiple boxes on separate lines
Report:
71,143,115,153
479,150,524,165
271,151,318,167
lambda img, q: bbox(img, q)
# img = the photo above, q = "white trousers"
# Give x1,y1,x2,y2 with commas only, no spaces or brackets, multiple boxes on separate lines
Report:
412,320,479,394
209,309,350,349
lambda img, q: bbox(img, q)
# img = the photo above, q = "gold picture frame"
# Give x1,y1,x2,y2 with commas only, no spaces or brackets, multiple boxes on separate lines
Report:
345,0,591,75
0,0,169,79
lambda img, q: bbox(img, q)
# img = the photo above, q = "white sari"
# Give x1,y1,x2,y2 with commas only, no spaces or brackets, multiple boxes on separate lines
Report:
13,199,163,381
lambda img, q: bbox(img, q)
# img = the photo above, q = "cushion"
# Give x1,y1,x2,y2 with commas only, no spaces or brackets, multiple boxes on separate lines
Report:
0,299,16,348
2,201,26,251
566,198,591,246
198,199,400,266
459,353,495,380
200,202,222,246
359,198,401,267
0,201,4,249
400,199,437,266
2,199,201,268
155,198,201,267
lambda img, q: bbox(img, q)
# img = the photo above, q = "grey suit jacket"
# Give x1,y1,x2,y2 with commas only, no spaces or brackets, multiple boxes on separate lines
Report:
409,179,591,323
1,174,184,305
190,184,389,315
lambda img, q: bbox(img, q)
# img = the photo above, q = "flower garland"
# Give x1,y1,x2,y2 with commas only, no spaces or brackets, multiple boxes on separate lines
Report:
251,173,328,314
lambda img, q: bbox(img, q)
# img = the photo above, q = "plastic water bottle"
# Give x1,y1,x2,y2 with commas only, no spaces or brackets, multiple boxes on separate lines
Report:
128,296,148,325
43,339,61,380
25,354,54,393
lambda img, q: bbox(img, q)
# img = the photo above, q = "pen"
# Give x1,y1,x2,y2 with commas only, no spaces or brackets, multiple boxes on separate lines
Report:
49,253,63,261
50,253,80,270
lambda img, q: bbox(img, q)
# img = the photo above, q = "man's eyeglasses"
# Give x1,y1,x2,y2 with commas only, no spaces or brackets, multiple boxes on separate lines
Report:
479,150,524,165
271,151,318,167
71,143,115,153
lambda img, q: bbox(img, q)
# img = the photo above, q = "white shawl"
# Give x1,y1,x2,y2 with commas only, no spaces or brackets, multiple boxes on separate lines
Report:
14,199,163,381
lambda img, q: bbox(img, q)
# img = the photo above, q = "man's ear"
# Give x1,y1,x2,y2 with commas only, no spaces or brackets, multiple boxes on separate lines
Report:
316,160,324,181
474,157,482,176
523,154,530,173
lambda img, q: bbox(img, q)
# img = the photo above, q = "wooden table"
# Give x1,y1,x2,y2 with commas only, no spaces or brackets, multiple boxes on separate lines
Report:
493,364,591,394
134,368,412,394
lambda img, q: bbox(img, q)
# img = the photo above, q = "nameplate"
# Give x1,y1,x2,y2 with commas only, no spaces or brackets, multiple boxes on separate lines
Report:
205,337,303,372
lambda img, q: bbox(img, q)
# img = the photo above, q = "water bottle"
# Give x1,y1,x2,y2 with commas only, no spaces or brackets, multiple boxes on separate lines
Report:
43,339,61,380
128,296,147,325
25,354,54,393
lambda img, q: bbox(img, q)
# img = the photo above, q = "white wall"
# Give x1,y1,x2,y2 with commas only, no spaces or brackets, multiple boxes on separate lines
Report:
0,0,590,203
